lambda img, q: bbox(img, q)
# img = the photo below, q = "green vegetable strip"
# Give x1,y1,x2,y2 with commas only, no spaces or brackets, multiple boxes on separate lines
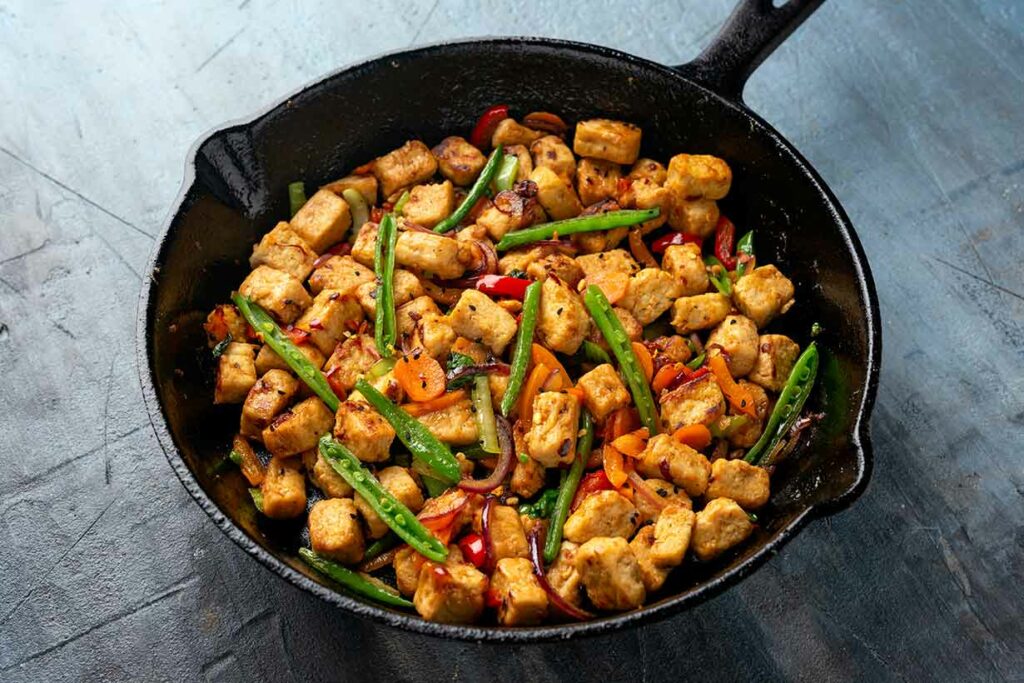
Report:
299,547,413,608
363,533,400,563
543,411,594,563
434,145,504,233
495,208,660,251
319,436,448,562
736,230,754,278
493,154,519,192
373,214,398,356
472,374,500,453
500,280,542,416
580,339,612,365
519,488,559,519
584,285,660,434
288,181,306,217
393,190,411,216
248,487,264,513
686,352,706,370
744,343,820,465
341,188,369,231
231,293,341,411
704,256,732,295
354,379,462,483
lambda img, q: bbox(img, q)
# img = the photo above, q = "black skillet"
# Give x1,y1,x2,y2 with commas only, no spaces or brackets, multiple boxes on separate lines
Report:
137,0,880,642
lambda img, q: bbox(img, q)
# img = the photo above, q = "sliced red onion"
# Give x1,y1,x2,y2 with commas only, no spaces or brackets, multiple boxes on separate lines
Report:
526,526,594,621
446,362,511,384
418,492,469,526
457,415,515,493
433,240,500,289
689,333,705,354
479,495,496,573
627,471,666,511
359,547,398,573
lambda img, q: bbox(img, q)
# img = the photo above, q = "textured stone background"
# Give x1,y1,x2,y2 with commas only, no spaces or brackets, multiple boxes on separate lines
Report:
1,1,1022,680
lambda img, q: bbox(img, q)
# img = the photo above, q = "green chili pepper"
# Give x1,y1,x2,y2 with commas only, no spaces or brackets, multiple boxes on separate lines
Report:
519,488,559,519
231,293,341,411
211,334,233,358
584,285,660,434
248,487,264,513
500,280,542,416
704,256,732,295
686,352,706,370
392,191,411,216
373,214,398,356
493,154,519,192
495,208,660,251
543,411,594,562
735,231,754,277
363,533,400,562
471,374,500,454
434,145,504,233
299,547,413,608
319,436,448,561
744,342,820,465
580,340,612,365
353,379,461,483
288,181,306,217
341,188,369,232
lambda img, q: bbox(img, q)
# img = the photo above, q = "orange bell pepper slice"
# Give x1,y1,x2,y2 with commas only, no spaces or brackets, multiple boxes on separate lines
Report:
517,363,551,424
651,362,684,394
671,424,713,450
232,434,265,487
530,344,571,388
602,444,631,488
587,271,630,305
708,354,758,419
402,389,468,416
610,428,650,458
631,342,654,383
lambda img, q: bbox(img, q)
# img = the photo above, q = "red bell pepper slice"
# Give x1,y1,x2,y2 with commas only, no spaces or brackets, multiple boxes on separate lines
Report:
475,274,530,300
469,104,509,149
570,470,615,512
651,231,703,254
714,216,737,270
458,532,488,569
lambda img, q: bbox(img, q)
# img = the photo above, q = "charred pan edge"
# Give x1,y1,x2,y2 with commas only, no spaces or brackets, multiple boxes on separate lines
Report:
136,36,880,643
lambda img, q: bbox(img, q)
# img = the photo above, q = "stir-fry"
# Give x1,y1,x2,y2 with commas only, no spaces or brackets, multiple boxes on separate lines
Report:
204,107,820,625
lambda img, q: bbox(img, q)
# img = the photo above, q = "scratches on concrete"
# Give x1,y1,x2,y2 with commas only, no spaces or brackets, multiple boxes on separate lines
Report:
931,255,1024,305
195,26,246,74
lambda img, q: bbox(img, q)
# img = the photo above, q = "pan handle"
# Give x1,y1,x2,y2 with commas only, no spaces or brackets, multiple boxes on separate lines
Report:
673,0,825,101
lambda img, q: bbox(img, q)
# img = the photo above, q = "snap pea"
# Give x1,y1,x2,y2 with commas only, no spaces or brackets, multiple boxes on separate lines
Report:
500,280,542,416
543,411,594,563
735,230,754,277
299,547,413,608
495,208,660,251
744,342,820,465
704,256,732,295
580,340,612,365
373,213,398,356
493,154,519,192
434,145,504,233
584,285,660,434
353,379,461,484
319,435,448,562
341,188,369,231
288,181,306,217
231,293,340,411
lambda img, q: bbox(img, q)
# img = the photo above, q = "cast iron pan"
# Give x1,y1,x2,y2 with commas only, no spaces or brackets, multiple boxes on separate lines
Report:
137,0,880,642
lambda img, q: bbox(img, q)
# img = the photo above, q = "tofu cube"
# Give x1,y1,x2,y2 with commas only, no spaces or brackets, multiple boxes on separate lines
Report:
473,504,529,562
308,498,365,564
394,229,465,279
294,290,364,356
530,135,576,181
530,166,582,220
402,181,455,229
629,158,667,184
577,363,630,421
563,490,639,544
650,504,695,567
636,434,712,497
204,303,249,348
747,334,801,392
254,342,325,376
732,265,795,328
721,380,770,449
323,334,379,395
576,157,622,206
355,268,424,317
306,448,353,499
249,222,317,281
491,118,544,147
262,396,335,457
240,369,299,439
629,526,670,592
691,497,754,561
572,119,642,165
576,248,640,281
525,391,580,468
333,400,395,463
661,243,709,296
394,545,427,596
666,154,732,200
706,314,760,377
658,372,726,433
536,277,589,354
667,198,719,236
350,222,378,268
432,136,487,186
417,312,457,360
290,189,352,252
396,295,442,335
355,466,424,538
510,450,546,499
321,174,378,205
491,557,548,626
629,177,670,232
372,140,438,198
416,398,478,445
308,255,375,296
620,268,682,326
546,541,583,606
504,144,534,181
447,289,518,354
214,342,258,404
260,455,306,519
239,265,312,324
476,202,526,241
706,459,771,509
670,293,732,335
574,537,646,611
526,252,584,288
413,559,488,624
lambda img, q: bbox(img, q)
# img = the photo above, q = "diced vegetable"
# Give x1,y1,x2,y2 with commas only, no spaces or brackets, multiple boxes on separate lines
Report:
651,230,702,254
708,354,758,419
341,188,369,232
704,255,732,296
736,230,754,277
471,374,500,453
394,350,447,401
475,274,531,300
519,488,559,519
493,154,520,192
714,216,737,270
581,340,612,365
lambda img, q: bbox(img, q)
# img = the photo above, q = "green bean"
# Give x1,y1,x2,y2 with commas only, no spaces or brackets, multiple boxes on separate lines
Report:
411,458,451,498
231,293,341,411
704,256,732,295
434,145,504,233
299,547,413,608
319,436,448,561
500,280,542,416
493,154,519,192
735,230,754,277
341,188,369,231
373,213,398,356
744,342,820,465
686,352,706,370
583,285,660,434
472,374,500,453
288,181,306,217
580,340,612,365
363,533,400,562
543,411,594,563
353,379,461,483
495,208,660,251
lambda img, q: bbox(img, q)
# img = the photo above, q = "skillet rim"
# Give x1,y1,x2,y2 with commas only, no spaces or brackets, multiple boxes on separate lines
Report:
136,35,881,643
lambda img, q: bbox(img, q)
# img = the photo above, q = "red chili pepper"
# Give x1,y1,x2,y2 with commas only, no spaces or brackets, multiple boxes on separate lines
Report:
469,105,509,149
284,325,311,346
485,587,503,609
475,274,530,300
458,532,488,568
651,230,703,254
369,206,384,223
570,471,614,512
714,216,737,270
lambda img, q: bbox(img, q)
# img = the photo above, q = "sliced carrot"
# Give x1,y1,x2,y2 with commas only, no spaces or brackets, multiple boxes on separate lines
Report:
587,271,630,305
394,349,447,402
707,354,759,419
611,428,650,458
631,342,654,383
628,228,659,268
603,444,630,488
517,363,551,424
652,362,685,394
671,424,713,451
530,344,571,388
402,389,468,417
566,386,585,403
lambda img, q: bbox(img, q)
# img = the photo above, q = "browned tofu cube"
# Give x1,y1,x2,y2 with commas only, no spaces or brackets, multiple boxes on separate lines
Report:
667,198,719,236
394,229,465,279
240,369,299,439
249,221,317,281
350,222,378,268
629,526,669,592
262,396,335,457
666,154,732,201
290,189,352,252
526,251,584,288
576,157,622,206
732,265,795,328
403,181,455,229
633,478,691,525
706,459,771,509
204,303,248,348
355,466,424,538
355,268,424,317
510,451,546,498
670,293,732,335
476,202,523,241
260,455,306,519
659,372,727,433
254,342,324,376
573,119,642,165
471,504,528,561
577,363,630,421
323,334,379,395
413,559,488,624
661,243,709,296
530,166,582,220
546,541,583,606
576,248,641,281
309,498,365,564
432,136,487,186
305,448,353,498
419,490,483,539
636,434,712,496
691,497,754,561
239,265,312,324
651,504,695,566
321,174,378,205
526,391,580,467
372,140,438,198
707,314,760,377
720,380,770,449
747,334,801,392
536,277,590,355
630,177,670,233
491,557,548,626
491,118,544,148
563,490,639,543
394,545,428,596
418,312,457,360
214,342,258,404
294,290,363,356
574,536,646,611
307,255,375,296
333,400,395,463
396,295,442,335
504,144,533,181
416,398,478,445
629,158,667,184
619,268,683,326
447,289,518,354
530,135,576,181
